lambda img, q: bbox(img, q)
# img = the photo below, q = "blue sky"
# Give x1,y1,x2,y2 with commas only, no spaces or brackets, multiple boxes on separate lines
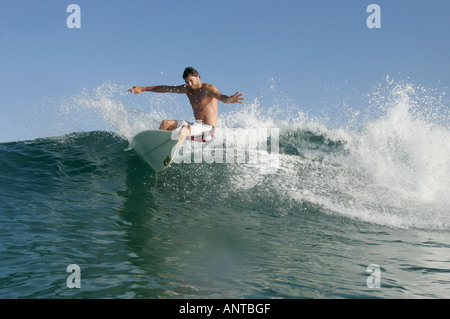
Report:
0,0,449,142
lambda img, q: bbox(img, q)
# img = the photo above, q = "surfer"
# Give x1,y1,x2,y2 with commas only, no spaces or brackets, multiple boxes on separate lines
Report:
128,67,244,143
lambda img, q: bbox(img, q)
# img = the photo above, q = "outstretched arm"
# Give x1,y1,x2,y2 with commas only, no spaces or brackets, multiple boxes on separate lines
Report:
207,85,244,104
128,85,188,94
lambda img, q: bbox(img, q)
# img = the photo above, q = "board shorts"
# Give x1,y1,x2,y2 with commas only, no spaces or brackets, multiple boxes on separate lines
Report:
175,120,216,142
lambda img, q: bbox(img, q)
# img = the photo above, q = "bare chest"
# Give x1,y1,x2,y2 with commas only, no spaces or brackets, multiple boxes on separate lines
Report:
187,90,214,108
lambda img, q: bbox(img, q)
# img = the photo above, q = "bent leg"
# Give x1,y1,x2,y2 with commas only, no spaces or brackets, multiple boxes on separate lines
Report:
159,119,178,131
160,120,191,144
178,125,191,144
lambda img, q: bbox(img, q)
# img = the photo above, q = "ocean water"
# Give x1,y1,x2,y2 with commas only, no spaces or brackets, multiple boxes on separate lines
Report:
0,81,449,298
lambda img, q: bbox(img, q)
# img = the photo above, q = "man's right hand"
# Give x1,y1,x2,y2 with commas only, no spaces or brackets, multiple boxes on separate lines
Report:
128,86,144,94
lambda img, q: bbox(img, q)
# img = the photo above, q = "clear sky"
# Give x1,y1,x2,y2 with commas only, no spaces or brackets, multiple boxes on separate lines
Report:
0,0,449,142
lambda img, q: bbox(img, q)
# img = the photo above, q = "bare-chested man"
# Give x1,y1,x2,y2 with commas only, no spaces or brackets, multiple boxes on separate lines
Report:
128,67,244,143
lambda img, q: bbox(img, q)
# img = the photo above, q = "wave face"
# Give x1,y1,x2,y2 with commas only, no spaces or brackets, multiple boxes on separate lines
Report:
2,124,448,230
0,79,449,298
39,80,450,230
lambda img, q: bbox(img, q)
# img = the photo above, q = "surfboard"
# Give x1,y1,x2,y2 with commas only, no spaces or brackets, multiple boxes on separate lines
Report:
130,129,180,172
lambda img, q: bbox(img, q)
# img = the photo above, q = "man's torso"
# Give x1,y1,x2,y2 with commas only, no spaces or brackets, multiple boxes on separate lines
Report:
186,83,218,127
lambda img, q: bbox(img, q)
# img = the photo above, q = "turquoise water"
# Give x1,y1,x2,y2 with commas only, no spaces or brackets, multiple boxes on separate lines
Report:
1,127,449,298
1,82,449,298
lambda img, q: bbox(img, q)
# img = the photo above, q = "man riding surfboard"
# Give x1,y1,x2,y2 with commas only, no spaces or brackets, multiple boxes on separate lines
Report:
128,67,244,143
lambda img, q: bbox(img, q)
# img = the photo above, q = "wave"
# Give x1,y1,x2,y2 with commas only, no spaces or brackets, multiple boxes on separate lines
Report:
1,79,449,230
